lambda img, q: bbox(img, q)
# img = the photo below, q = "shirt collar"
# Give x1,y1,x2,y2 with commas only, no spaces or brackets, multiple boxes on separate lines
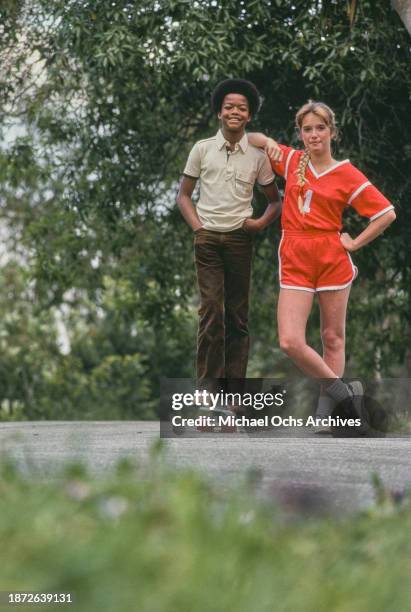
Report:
216,130,248,153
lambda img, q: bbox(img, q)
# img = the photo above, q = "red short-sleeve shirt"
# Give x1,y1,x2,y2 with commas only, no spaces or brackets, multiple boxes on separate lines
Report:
272,144,394,231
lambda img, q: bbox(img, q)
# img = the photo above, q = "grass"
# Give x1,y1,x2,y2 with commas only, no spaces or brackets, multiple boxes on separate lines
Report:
0,443,409,612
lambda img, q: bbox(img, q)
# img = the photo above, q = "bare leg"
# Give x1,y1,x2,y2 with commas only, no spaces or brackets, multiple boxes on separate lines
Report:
318,286,351,377
277,289,338,379
316,287,351,425
278,288,361,434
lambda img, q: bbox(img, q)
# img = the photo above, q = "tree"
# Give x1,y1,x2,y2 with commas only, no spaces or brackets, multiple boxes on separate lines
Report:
0,0,410,418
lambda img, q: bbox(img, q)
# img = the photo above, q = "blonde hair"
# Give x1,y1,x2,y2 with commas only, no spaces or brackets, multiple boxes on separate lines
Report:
294,101,337,214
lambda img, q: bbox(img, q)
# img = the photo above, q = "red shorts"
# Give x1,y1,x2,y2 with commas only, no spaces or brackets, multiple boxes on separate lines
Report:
278,230,357,292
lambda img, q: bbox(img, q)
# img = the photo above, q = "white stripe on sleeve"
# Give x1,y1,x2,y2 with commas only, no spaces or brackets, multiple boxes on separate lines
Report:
369,205,395,222
284,149,296,180
347,181,371,205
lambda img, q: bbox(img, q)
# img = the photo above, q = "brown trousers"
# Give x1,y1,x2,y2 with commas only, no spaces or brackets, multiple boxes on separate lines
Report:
194,228,253,380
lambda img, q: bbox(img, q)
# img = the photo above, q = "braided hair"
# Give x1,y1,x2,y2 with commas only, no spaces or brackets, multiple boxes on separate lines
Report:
296,150,311,214
294,101,337,215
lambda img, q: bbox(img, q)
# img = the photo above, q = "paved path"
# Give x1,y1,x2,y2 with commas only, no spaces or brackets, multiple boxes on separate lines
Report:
0,421,410,515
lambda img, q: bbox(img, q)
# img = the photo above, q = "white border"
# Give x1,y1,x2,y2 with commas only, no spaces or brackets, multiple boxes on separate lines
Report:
284,149,296,179
280,283,316,293
316,278,355,292
316,253,358,292
369,205,395,222
277,231,284,281
347,181,371,205
308,159,349,179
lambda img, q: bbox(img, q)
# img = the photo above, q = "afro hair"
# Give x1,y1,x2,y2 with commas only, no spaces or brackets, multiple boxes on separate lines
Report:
211,79,261,117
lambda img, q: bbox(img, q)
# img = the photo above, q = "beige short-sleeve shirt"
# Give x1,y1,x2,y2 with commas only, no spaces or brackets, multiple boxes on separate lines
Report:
183,130,274,232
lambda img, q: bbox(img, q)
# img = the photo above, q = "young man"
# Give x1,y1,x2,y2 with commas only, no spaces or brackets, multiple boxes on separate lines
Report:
177,79,282,384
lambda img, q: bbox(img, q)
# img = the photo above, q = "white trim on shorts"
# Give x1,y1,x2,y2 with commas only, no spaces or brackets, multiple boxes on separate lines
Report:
278,231,316,293
278,230,358,293
316,253,358,292
277,231,283,281
280,283,316,293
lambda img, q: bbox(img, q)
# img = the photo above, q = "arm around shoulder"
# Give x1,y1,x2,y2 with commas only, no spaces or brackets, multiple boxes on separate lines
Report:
248,132,283,162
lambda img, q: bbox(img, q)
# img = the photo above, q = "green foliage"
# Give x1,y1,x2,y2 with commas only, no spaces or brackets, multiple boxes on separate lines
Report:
0,263,60,419
0,0,410,418
0,455,410,611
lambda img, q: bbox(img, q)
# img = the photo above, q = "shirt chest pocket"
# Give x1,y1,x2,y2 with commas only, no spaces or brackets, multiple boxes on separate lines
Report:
235,170,254,197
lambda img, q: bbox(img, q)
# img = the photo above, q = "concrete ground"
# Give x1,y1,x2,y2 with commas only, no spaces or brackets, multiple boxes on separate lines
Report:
0,421,410,515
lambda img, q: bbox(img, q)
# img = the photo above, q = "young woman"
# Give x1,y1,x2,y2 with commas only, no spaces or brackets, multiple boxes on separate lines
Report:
249,102,396,433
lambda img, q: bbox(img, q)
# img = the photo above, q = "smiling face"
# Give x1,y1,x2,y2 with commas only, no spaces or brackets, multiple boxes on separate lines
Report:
300,111,334,156
218,93,251,135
